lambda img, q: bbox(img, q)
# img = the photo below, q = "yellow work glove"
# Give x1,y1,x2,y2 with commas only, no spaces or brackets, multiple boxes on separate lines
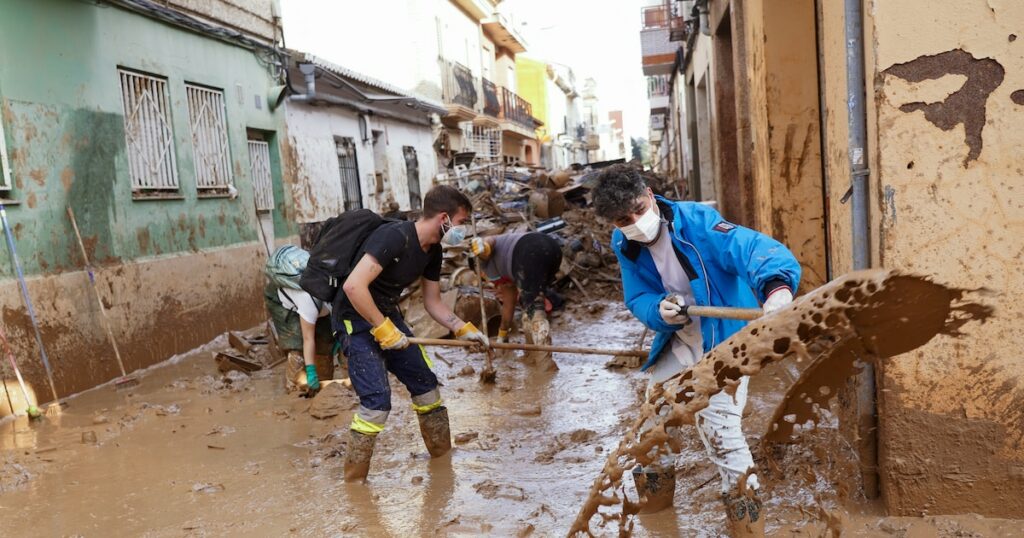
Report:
469,237,492,260
370,318,410,350
496,328,509,344
455,322,489,352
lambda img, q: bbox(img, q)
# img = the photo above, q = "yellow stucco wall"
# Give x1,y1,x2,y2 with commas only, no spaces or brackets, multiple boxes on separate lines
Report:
867,0,1024,517
515,56,548,140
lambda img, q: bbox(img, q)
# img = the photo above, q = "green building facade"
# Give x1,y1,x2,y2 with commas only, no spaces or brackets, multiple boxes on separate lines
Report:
0,0,296,402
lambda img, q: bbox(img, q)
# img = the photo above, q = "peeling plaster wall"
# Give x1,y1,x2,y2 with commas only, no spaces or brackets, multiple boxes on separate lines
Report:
282,102,438,221
868,0,1024,517
0,0,291,399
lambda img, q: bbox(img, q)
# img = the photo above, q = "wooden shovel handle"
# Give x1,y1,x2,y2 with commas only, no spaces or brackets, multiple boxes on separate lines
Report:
684,305,763,321
408,337,648,358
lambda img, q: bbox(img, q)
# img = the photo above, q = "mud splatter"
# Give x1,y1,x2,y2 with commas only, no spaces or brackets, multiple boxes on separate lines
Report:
883,49,1004,165
1011,89,1024,106
569,269,993,536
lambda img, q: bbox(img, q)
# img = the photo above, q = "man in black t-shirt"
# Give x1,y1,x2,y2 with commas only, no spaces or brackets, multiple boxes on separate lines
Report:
337,185,488,482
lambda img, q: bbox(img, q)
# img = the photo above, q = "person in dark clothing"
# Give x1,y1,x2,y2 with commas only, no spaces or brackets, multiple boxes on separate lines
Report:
336,185,488,482
469,231,563,369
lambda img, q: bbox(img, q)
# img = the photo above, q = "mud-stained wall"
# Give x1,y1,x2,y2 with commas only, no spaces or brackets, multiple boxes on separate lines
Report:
0,244,266,403
282,103,438,222
868,0,1024,518
0,0,293,400
759,0,827,291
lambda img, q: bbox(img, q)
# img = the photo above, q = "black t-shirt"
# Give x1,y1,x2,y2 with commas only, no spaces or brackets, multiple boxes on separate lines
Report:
335,221,442,320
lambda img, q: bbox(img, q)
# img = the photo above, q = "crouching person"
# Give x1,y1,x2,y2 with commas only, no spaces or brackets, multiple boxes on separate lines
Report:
264,245,336,396
337,185,489,482
469,231,562,369
591,165,801,537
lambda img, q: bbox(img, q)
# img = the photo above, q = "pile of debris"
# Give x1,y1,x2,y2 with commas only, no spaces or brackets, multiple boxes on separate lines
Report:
211,331,279,375
401,159,671,337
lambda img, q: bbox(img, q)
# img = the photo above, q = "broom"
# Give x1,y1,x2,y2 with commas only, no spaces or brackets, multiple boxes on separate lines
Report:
67,207,137,389
0,203,61,415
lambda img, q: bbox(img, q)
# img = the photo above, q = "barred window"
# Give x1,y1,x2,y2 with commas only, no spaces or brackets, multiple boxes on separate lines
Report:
248,140,274,211
186,84,233,192
118,69,179,191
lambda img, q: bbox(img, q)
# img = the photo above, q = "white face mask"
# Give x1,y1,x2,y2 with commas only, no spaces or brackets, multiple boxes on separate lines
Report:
441,215,466,246
619,197,661,243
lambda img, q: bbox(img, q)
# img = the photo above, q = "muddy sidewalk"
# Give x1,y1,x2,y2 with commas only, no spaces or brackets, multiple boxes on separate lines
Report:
0,301,1020,537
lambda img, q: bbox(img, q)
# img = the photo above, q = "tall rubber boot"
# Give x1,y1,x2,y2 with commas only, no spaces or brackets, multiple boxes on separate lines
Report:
344,430,376,482
722,490,765,537
417,406,452,458
632,465,676,514
523,310,558,371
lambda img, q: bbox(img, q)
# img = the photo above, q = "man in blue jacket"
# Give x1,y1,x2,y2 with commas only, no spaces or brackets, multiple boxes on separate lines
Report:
592,164,800,537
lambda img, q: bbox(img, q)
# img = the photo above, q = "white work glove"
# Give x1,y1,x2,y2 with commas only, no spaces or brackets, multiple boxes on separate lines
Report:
468,237,491,259
763,287,794,314
659,295,690,325
455,322,490,352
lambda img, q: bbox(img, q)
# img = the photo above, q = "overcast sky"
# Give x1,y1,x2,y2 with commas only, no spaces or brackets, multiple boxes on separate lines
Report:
282,0,650,143
504,0,648,142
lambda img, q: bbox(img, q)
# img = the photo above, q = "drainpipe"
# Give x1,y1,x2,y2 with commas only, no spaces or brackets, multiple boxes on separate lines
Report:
697,0,711,36
289,64,441,126
844,0,879,499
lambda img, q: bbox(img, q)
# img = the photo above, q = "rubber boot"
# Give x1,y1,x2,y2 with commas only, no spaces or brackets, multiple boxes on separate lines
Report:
524,310,558,371
344,430,376,483
632,465,676,514
722,490,765,537
417,406,452,458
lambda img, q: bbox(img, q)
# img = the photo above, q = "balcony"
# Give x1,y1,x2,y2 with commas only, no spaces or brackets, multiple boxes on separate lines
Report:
640,4,681,76
498,87,535,138
481,78,502,118
440,58,479,124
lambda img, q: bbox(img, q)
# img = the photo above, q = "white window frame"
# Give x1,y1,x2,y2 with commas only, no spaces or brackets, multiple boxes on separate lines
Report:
248,140,274,211
0,117,11,191
118,68,180,192
186,83,233,192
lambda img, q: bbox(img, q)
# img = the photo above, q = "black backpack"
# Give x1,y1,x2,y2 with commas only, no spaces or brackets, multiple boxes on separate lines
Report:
299,209,398,302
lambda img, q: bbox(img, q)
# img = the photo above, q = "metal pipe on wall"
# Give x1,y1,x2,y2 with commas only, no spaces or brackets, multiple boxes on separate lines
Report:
844,0,879,500
288,64,435,127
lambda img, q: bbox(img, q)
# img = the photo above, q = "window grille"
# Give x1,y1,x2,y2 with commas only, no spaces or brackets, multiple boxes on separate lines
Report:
248,140,274,211
336,138,362,211
461,123,500,162
118,69,179,191
186,84,232,191
0,117,11,190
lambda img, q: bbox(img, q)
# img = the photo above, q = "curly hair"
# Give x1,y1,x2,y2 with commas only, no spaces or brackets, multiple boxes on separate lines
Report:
591,164,648,221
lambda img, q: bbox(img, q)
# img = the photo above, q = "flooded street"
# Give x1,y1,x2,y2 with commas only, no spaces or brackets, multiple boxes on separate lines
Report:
0,300,1019,537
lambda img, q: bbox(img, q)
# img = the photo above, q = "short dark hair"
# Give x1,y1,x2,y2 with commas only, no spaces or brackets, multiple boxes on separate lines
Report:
591,164,648,221
422,185,472,218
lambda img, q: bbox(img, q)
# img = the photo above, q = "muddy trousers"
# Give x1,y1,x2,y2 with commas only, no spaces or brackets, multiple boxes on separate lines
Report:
694,376,759,494
340,316,443,435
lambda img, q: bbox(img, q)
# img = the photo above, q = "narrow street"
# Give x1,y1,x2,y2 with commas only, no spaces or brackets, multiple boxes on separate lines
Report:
2,300,1019,536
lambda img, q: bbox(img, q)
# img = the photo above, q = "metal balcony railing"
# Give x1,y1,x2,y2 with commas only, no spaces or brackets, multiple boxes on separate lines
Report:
641,4,669,29
439,58,478,109
642,3,689,41
498,86,533,129
481,78,501,117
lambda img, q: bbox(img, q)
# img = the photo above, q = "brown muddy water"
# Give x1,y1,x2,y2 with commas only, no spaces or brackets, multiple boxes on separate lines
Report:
0,293,1020,537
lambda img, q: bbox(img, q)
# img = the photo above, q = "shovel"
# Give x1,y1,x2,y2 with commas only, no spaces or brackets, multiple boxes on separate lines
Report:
468,209,497,383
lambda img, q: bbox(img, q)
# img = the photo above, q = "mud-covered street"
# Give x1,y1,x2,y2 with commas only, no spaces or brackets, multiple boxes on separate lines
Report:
0,299,1018,537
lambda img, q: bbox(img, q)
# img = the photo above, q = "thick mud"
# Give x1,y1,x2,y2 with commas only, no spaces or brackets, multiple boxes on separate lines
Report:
0,274,1017,537
570,270,995,536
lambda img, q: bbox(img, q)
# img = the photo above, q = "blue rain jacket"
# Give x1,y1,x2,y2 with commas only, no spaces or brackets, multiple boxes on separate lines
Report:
612,197,802,371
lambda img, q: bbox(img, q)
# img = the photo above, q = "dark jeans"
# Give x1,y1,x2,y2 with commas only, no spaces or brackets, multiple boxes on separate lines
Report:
511,232,563,313
340,316,438,414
